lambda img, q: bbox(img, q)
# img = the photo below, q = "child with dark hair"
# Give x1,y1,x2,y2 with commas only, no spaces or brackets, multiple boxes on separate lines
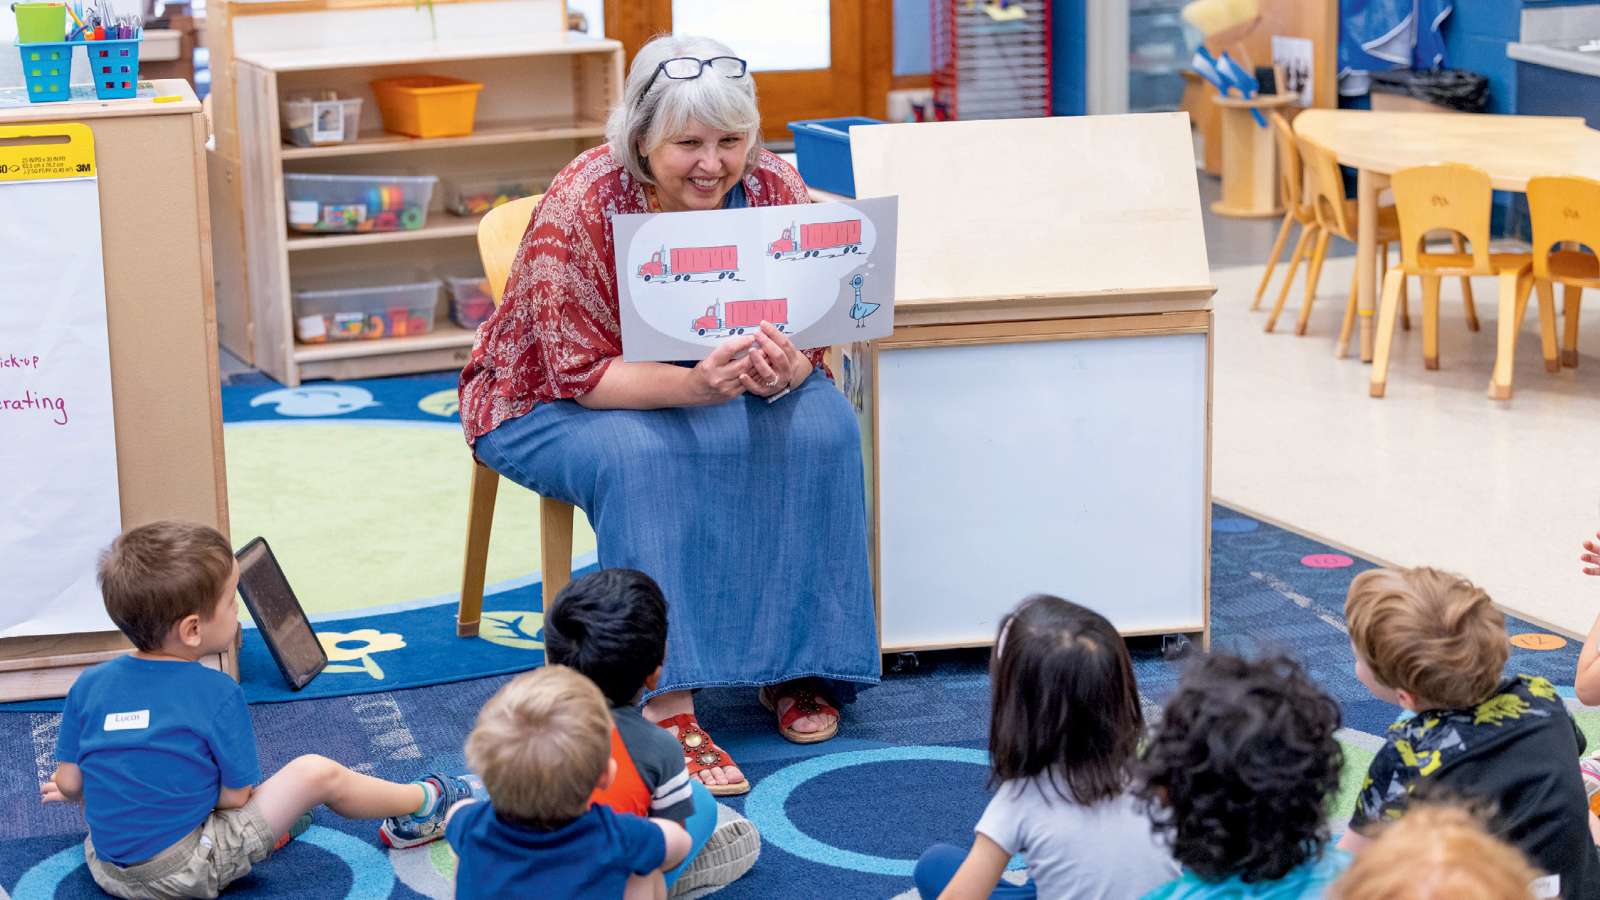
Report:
534,568,757,895
915,595,1177,899
1136,653,1348,898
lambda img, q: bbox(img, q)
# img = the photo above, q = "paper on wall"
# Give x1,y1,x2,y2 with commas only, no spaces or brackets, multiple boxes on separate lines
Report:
612,196,897,362
1272,35,1316,107
0,123,122,637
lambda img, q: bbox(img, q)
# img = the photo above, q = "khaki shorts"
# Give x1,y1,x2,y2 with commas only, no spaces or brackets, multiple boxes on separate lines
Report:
84,801,274,900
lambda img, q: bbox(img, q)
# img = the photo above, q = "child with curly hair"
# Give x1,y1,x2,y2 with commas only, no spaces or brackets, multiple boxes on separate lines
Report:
1330,802,1540,900
1341,566,1599,898
1135,652,1348,898
914,595,1177,899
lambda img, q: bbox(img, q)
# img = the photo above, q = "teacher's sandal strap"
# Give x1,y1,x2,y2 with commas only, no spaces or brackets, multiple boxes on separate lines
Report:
656,713,750,797
760,683,841,745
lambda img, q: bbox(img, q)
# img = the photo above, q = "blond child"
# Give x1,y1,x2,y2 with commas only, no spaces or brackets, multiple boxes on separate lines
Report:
40,521,472,899
444,665,691,900
1330,803,1540,900
1341,566,1598,898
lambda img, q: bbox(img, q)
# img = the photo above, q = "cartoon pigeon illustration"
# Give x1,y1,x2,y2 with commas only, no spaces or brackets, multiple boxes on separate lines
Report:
849,274,880,327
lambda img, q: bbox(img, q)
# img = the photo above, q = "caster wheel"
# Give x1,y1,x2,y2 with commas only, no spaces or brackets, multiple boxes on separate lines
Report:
886,651,920,674
1161,634,1193,661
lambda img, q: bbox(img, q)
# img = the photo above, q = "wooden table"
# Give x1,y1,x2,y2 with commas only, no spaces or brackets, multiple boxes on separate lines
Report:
1211,94,1297,219
1294,110,1600,361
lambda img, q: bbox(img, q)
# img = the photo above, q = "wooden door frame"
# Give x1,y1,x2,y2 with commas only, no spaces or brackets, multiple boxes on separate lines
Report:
603,0,891,137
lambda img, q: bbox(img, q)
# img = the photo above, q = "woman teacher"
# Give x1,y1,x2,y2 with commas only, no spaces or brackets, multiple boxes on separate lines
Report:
458,34,879,796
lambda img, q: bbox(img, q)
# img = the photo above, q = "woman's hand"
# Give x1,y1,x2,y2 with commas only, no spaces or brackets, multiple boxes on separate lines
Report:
687,335,756,405
1583,532,1600,575
739,322,811,398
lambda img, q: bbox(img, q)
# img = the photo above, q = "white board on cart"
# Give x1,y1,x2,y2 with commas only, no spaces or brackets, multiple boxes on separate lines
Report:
846,113,1214,652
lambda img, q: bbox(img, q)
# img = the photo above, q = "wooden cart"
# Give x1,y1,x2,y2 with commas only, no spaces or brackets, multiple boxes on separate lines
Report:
842,114,1215,654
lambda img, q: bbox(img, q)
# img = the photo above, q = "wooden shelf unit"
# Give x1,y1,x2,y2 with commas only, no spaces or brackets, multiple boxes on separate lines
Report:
278,117,608,160
213,23,622,385
285,211,486,250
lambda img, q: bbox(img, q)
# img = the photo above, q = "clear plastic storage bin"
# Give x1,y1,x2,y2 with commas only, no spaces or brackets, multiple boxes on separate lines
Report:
292,272,440,343
440,172,544,217
284,173,438,234
443,274,496,329
282,95,364,147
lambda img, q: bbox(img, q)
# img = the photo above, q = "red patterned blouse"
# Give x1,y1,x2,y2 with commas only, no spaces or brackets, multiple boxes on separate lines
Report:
457,144,827,445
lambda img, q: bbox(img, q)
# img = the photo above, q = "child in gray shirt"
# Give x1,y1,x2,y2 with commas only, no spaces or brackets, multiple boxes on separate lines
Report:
914,595,1177,899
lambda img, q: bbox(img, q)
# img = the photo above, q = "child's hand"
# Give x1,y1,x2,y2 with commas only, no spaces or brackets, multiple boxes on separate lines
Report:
1584,533,1600,576
42,763,83,804
40,776,73,804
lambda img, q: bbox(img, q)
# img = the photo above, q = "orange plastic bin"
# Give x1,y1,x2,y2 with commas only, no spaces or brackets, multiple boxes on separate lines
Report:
371,75,483,138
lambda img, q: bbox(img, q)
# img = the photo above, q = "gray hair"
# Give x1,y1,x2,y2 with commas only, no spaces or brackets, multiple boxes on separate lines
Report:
606,34,762,186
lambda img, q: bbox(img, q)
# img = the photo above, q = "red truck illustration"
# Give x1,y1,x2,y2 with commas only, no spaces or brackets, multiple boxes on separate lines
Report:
691,299,788,337
768,219,863,260
637,244,739,282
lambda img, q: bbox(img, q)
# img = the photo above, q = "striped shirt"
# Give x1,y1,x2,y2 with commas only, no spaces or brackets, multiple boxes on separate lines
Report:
590,704,695,825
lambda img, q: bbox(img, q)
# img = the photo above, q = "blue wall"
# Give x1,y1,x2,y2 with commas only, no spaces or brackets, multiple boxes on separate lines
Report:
1443,2,1523,114
1443,0,1600,114
1051,0,1087,116
1518,62,1600,127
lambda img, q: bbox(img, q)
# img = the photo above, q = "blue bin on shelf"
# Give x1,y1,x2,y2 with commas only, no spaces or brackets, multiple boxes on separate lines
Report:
86,38,141,100
788,116,884,198
17,42,73,103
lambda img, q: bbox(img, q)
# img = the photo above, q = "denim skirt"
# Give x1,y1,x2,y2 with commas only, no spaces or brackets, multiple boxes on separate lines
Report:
473,372,880,701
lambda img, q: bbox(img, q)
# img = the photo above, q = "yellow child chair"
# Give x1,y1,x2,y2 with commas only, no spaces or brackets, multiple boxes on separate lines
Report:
1369,164,1554,399
1266,137,1431,351
456,194,576,638
1252,112,1317,311
1526,176,1600,370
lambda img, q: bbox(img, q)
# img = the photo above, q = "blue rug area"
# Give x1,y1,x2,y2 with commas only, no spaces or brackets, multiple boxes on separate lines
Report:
1,501,1589,898
0,572,592,713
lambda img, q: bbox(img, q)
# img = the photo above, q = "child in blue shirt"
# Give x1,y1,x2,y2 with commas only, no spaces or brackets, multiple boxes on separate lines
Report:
443,665,692,900
40,521,473,899
1135,653,1350,899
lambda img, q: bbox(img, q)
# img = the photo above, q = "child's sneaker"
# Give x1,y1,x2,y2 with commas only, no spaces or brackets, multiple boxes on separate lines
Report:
273,812,314,851
379,772,481,849
670,803,761,899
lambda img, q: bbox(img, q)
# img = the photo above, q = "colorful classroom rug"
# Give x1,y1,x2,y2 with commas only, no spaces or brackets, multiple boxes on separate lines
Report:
1,491,1592,898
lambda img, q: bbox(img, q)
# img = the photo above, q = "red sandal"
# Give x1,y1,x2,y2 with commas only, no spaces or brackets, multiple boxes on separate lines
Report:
760,683,840,745
656,713,750,797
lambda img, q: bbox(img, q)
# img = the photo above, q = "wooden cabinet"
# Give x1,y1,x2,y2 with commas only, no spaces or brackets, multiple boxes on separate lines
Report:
0,82,232,699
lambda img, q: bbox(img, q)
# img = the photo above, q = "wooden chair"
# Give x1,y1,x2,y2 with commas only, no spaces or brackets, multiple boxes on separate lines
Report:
1252,112,1315,311
1267,136,1415,347
1369,164,1553,399
1526,176,1600,369
457,194,576,638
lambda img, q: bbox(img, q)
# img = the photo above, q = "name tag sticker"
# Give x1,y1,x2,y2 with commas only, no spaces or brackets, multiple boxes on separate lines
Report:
104,710,150,731
1531,874,1560,898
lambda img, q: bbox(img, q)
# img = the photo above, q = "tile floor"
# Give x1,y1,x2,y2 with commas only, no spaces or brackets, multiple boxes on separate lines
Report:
1209,230,1600,637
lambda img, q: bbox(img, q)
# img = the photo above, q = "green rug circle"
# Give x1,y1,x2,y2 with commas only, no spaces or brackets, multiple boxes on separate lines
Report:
225,422,596,616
